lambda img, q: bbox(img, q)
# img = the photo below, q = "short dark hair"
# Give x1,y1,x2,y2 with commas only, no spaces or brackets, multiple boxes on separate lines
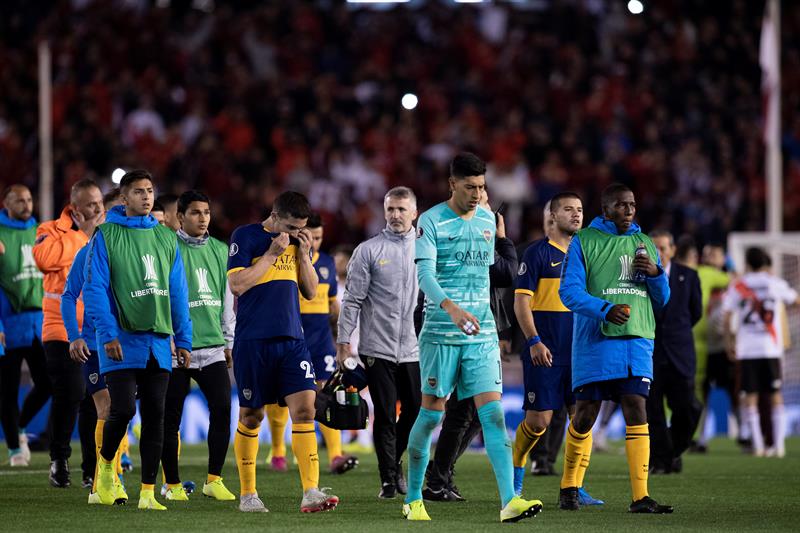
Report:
745,247,771,271
549,191,582,212
649,229,674,244
177,190,210,214
119,170,153,192
305,212,323,229
600,183,633,209
675,234,697,261
157,193,178,208
102,188,121,207
70,178,100,202
273,191,311,220
151,201,165,214
450,152,486,180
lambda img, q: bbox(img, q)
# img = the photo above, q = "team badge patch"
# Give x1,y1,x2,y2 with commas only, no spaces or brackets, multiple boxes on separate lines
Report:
427,377,437,388
366,357,375,367
89,373,99,385
518,263,527,276
483,229,492,242
242,388,252,400
527,392,536,404
229,243,239,257
416,226,423,239
319,266,329,280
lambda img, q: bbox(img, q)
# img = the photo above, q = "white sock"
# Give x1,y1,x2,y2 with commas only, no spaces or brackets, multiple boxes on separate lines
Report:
739,405,752,440
771,404,785,455
745,406,764,453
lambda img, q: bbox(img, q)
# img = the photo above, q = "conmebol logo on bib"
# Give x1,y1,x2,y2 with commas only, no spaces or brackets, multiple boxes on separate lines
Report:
196,267,212,293
142,254,158,281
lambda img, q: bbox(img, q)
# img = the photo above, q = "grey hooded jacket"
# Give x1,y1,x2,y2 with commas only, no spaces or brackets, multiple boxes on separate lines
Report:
337,226,419,363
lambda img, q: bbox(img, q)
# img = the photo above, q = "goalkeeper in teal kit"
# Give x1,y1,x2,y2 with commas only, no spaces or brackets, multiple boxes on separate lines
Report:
403,153,542,523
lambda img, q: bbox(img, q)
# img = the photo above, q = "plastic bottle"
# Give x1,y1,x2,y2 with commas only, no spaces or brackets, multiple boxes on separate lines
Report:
633,243,648,283
345,386,359,406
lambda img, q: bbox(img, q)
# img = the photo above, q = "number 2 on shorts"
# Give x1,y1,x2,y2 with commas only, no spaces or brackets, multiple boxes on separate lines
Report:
300,360,315,379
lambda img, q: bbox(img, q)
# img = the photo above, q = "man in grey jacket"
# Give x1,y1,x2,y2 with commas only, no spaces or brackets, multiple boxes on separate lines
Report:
336,186,421,499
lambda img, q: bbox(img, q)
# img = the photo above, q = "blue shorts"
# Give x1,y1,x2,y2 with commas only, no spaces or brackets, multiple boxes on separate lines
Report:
83,350,107,395
311,352,337,381
574,376,651,402
522,359,574,411
233,338,317,408
420,340,502,400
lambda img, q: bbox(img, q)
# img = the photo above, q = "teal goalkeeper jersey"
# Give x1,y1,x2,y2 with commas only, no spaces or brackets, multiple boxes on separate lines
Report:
416,202,497,345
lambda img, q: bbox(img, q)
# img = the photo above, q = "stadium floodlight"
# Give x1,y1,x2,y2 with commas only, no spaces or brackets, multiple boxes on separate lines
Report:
111,168,126,184
627,0,644,14
401,93,418,110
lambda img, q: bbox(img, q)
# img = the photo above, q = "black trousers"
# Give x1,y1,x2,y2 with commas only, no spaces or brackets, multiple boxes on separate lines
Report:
426,390,482,490
162,361,231,483
363,357,421,484
101,356,169,485
647,360,702,469
44,341,86,461
530,405,568,467
0,340,51,449
78,393,97,479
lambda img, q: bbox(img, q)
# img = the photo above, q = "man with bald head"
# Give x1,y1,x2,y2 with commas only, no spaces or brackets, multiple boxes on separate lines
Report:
34,178,105,488
0,185,49,467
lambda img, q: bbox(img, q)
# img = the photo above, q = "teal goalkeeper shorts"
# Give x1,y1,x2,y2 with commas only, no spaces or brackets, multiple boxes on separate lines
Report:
419,340,502,399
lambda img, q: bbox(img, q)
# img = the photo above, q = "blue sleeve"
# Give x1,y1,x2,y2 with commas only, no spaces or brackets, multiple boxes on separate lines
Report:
514,244,541,293
414,212,437,262
83,231,119,346
169,246,192,351
227,226,254,273
61,248,86,344
328,256,338,297
645,253,670,310
415,212,449,307
559,235,614,321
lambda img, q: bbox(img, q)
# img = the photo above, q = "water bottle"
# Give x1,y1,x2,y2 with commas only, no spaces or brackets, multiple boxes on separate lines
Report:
345,386,360,406
633,243,648,283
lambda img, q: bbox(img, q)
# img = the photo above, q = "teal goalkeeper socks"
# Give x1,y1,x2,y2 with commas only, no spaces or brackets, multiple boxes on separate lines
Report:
405,408,443,504
477,401,515,507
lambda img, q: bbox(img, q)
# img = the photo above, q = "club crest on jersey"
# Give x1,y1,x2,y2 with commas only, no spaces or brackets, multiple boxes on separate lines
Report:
427,377,437,388
319,266,329,280
518,262,527,276
242,389,252,400
482,229,492,243
229,243,239,257
527,392,536,404
416,226,423,239
89,373,99,385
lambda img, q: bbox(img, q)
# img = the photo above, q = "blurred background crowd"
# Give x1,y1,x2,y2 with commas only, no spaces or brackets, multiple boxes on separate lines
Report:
2,0,800,248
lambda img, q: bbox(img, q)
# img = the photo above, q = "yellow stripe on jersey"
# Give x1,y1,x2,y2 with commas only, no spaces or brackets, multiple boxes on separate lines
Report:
529,278,569,312
300,283,331,315
226,245,299,285
515,288,534,297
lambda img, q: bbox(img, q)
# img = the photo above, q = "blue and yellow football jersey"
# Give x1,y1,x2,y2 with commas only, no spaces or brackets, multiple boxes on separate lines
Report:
227,223,307,341
299,251,337,358
514,238,573,366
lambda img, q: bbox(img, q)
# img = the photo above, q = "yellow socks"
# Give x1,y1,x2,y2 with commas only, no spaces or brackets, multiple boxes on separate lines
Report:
560,424,592,489
235,422,260,495
93,420,105,491
318,423,342,462
625,424,650,501
141,483,155,492
207,474,221,484
576,429,593,488
266,404,289,458
291,423,319,491
115,431,129,475
512,421,545,468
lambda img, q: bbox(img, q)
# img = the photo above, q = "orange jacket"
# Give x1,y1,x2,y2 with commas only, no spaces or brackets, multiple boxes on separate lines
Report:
33,206,88,342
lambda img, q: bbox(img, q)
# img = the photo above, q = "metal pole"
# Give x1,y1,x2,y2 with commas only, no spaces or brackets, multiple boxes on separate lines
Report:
38,40,53,221
766,0,782,236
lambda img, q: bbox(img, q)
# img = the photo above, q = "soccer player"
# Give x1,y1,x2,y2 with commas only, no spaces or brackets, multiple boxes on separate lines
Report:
558,183,672,513
83,170,192,510
62,188,128,504
0,185,48,468
722,247,799,458
33,178,104,488
405,152,542,523
160,190,236,501
227,191,339,513
511,192,603,506
301,213,358,473
156,194,181,232
151,201,166,226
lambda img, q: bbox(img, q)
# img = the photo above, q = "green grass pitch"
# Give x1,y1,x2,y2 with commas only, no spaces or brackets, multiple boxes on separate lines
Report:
1,438,798,532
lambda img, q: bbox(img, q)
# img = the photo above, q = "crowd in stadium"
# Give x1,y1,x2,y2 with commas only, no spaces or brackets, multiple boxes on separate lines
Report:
0,0,798,523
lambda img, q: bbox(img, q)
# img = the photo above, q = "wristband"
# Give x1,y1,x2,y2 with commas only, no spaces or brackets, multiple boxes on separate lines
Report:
525,336,541,348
